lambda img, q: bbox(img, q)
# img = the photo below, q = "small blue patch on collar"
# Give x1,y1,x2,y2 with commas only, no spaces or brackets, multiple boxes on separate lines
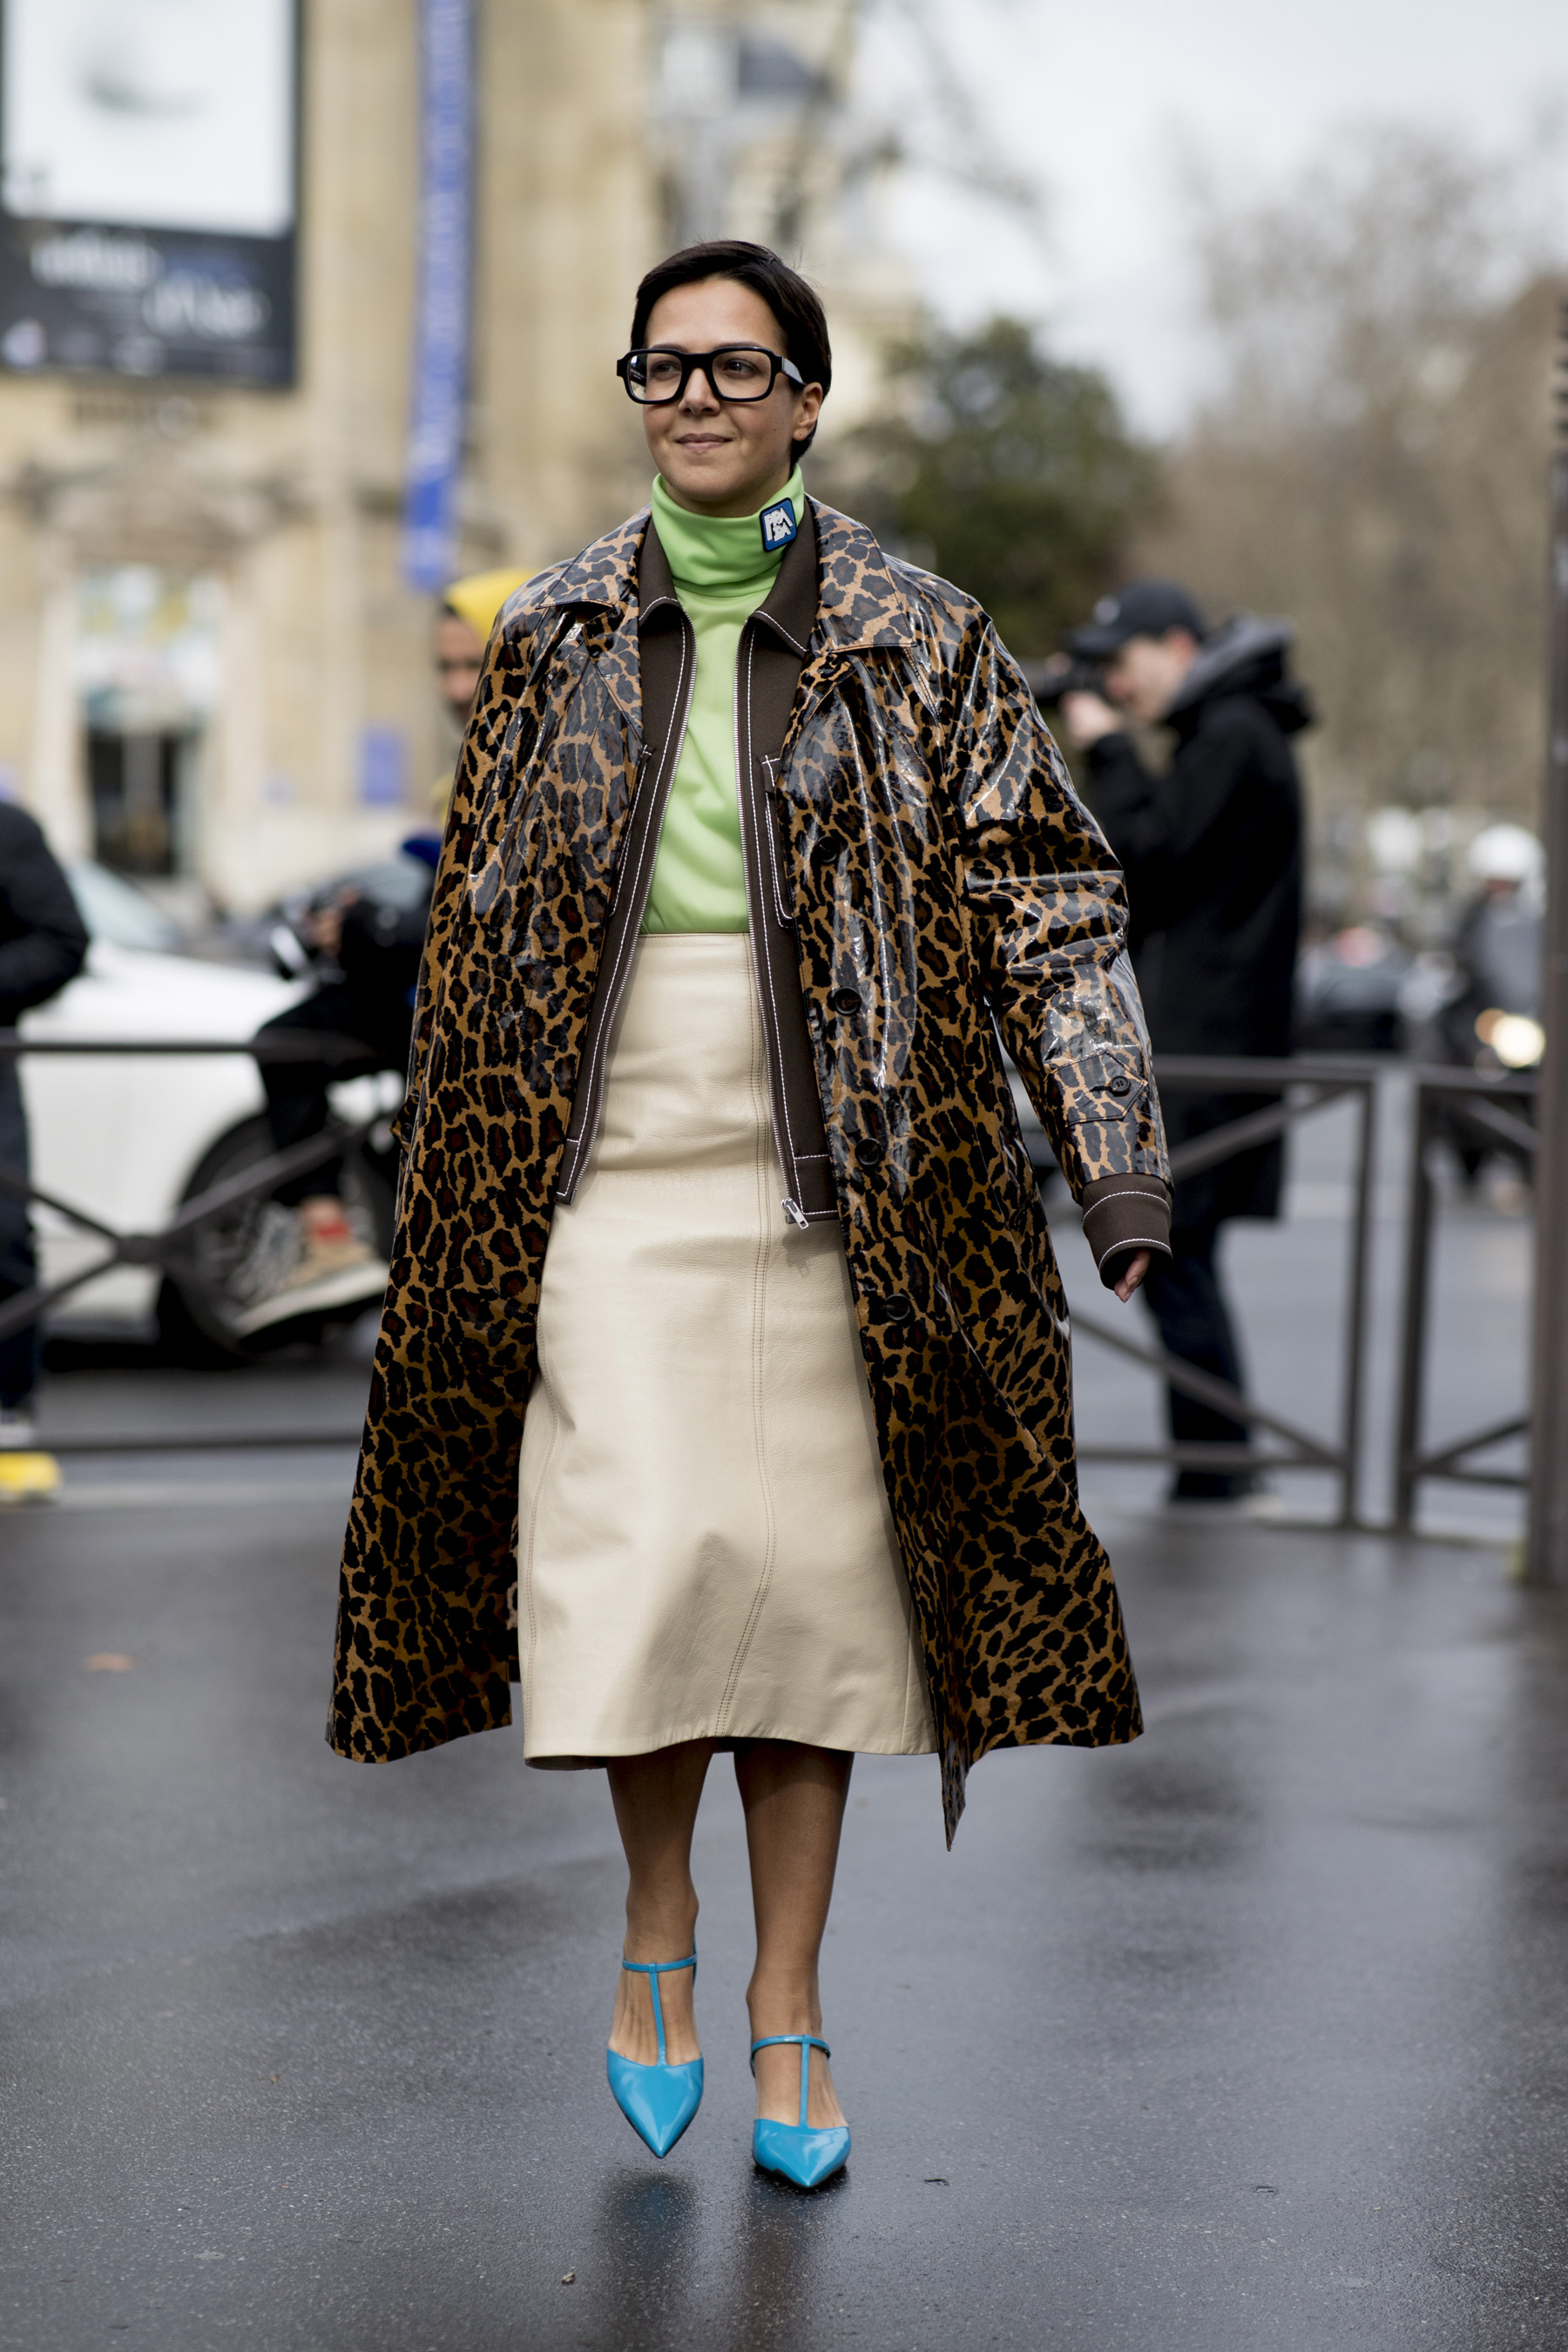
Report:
759,497,798,554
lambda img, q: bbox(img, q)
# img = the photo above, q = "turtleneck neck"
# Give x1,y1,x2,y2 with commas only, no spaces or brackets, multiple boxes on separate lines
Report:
651,467,805,592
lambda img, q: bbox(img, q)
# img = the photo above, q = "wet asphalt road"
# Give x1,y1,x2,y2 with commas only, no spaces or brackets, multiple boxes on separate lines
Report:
3,1457,1566,2352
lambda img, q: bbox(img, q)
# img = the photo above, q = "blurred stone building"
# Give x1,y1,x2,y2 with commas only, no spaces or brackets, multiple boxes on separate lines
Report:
650,2,916,445
0,0,911,916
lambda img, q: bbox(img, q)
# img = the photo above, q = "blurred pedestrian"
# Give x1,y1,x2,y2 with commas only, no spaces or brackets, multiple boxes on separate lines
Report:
1447,822,1544,1050
1425,821,1544,1191
1058,579,1309,1502
240,567,526,1342
329,239,1171,2191
0,804,88,1501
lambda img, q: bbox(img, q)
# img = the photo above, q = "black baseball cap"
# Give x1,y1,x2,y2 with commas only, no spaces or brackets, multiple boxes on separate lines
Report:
1065,578,1208,658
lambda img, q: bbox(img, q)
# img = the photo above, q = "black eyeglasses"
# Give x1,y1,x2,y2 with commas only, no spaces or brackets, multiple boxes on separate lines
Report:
617,344,805,406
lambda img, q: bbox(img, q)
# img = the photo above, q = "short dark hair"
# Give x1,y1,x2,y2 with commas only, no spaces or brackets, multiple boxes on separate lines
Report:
629,240,832,456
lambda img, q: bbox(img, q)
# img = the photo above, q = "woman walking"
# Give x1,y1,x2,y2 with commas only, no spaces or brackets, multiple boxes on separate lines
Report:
329,241,1172,2188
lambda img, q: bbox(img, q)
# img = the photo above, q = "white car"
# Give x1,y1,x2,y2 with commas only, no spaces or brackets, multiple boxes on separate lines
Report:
20,864,399,1351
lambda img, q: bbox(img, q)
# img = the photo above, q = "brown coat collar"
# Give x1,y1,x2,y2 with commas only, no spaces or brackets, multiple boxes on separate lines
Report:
637,490,818,653
545,496,912,656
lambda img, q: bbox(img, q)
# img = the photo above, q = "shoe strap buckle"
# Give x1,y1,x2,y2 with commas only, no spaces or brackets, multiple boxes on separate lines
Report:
621,1953,697,2068
749,2032,831,2129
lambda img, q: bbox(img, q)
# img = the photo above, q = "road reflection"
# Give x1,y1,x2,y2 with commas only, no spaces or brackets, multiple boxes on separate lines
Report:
715,2161,850,2352
578,2166,701,2347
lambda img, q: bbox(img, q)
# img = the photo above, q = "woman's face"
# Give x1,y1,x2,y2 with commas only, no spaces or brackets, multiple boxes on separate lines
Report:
639,278,822,518
435,613,485,725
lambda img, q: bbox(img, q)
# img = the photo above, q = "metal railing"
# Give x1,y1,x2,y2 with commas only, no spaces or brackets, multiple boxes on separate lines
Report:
0,1031,390,1454
0,1032,1543,1526
1392,1065,1536,1531
1069,1054,1376,1527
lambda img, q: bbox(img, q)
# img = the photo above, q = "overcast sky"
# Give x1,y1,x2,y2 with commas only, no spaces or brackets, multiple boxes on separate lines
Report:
857,0,1568,433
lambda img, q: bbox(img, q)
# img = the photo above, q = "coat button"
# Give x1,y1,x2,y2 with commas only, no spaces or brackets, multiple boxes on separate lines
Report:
855,1138,884,1167
880,1292,913,1322
828,987,862,1013
1108,1074,1132,1097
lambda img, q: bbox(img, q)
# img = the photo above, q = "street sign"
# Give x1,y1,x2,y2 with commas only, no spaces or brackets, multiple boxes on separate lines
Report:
0,0,298,387
401,0,475,592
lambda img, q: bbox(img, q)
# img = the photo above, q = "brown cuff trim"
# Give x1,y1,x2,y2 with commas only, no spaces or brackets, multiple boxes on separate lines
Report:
1079,1173,1173,1289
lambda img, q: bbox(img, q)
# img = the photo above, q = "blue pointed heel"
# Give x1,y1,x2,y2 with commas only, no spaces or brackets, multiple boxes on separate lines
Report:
606,1953,702,2158
750,2033,851,2189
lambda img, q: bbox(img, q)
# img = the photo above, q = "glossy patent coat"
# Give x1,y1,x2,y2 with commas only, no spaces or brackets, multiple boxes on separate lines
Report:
329,500,1169,1839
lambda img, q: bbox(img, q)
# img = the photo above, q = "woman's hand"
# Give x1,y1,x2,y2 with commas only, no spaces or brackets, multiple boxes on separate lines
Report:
1113,1249,1152,1305
302,885,360,961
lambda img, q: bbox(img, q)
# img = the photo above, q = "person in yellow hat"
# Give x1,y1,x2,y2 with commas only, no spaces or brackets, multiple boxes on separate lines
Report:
430,567,531,827
437,566,531,713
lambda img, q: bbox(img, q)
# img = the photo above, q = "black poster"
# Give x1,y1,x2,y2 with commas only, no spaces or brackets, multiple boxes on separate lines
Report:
0,0,297,388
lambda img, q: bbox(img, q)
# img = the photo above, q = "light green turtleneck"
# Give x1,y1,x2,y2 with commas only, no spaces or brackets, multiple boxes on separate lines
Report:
640,466,805,935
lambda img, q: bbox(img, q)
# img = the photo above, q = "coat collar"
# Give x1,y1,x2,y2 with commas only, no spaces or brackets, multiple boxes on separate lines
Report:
807,500,912,653
544,496,912,656
638,497,818,654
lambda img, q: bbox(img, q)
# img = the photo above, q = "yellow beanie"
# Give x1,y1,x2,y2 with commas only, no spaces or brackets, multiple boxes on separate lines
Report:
443,564,531,643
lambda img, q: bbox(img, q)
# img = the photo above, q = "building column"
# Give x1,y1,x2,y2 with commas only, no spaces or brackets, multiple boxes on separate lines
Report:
27,558,87,860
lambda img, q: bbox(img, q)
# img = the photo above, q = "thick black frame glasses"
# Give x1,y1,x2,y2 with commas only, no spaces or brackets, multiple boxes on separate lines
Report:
617,344,806,406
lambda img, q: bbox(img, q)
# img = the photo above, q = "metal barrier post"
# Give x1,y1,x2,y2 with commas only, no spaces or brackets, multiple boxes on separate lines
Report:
1387,1068,1536,1526
1068,1058,1377,1515
1336,1077,1376,1527
1526,299,1568,1586
1393,1083,1435,1535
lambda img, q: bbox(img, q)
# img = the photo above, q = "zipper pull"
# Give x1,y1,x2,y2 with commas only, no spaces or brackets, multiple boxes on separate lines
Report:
781,1197,809,1229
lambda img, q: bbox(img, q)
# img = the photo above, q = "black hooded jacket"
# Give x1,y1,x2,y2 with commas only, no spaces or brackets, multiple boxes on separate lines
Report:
1085,618,1309,1226
0,804,87,1032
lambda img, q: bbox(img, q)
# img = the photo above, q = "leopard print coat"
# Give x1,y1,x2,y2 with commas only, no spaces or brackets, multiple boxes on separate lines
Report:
328,499,1169,1842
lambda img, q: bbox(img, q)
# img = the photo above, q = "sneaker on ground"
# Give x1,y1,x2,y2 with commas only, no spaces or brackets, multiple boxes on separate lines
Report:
0,1449,61,1504
233,1206,389,1338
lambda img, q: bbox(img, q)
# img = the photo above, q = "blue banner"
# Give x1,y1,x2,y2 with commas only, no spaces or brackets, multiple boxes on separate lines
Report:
401,0,474,592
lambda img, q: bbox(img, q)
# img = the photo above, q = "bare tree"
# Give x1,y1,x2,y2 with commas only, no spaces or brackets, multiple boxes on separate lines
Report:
823,316,1160,656
1139,125,1565,840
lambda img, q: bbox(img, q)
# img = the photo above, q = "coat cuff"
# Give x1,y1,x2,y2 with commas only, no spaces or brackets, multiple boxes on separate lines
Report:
1078,1173,1172,1289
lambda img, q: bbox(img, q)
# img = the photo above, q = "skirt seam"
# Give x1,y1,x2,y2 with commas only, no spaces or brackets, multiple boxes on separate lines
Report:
713,975,781,1732
899,1611,923,1748
517,1339,563,1723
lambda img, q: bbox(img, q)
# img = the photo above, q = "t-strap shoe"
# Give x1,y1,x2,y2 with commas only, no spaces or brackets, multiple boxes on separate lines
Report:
750,2034,850,2188
606,1955,702,2158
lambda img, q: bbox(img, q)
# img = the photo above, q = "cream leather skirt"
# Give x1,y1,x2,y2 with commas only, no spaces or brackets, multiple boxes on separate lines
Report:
517,930,935,1765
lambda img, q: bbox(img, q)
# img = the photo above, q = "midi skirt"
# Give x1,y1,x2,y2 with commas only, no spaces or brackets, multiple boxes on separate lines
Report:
517,930,936,1765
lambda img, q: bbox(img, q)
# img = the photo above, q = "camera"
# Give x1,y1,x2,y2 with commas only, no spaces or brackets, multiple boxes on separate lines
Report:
1019,652,1110,713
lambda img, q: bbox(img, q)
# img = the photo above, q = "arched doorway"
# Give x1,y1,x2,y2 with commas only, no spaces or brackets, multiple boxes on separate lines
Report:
74,564,220,881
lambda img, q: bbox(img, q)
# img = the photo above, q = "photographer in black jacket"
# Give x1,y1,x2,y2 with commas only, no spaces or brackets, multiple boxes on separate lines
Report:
0,803,88,1496
1058,579,1308,1501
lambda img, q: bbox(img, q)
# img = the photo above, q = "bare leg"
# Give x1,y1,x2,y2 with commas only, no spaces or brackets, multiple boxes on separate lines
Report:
734,1740,853,2128
606,1740,713,2066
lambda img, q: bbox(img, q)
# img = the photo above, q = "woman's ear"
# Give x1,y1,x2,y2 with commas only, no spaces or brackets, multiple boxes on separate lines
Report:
789,387,823,452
